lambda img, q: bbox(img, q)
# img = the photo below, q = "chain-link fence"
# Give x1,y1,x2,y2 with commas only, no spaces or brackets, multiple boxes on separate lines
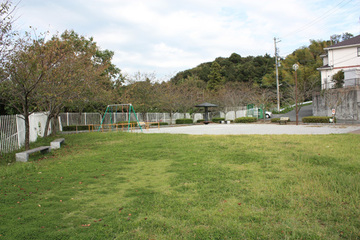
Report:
58,112,195,126
59,113,102,126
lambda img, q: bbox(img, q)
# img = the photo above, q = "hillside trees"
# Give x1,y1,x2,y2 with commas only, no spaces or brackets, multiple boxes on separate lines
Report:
170,53,276,86
207,61,225,91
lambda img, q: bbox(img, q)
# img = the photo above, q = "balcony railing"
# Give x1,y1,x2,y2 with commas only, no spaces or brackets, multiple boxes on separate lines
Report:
321,78,360,90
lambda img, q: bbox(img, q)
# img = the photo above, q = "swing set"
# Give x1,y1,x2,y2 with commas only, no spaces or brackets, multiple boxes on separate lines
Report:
98,104,143,132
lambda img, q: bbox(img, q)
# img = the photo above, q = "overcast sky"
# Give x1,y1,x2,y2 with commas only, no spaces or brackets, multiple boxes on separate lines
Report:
15,0,360,80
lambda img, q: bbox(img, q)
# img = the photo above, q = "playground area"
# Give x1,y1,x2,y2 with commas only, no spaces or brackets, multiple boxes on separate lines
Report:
138,123,360,135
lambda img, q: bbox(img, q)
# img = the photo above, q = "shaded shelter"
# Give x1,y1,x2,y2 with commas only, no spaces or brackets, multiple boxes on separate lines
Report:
195,102,218,123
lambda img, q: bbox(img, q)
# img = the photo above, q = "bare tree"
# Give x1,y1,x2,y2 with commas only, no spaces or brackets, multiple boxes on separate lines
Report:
156,81,180,124
248,86,276,121
214,82,251,119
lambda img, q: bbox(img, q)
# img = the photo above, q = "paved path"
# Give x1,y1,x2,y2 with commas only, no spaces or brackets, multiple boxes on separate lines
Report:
273,104,313,122
141,123,360,135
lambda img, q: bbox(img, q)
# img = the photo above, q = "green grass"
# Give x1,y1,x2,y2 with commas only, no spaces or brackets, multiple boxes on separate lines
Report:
1,132,360,239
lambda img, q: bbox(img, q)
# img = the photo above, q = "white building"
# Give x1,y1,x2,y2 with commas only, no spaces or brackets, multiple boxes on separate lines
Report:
318,35,360,89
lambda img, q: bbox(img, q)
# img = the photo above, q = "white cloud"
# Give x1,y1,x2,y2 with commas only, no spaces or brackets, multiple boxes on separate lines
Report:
15,0,360,79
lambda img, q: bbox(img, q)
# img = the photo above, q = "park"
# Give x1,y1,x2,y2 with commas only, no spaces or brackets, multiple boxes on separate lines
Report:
1,126,360,239
1,1,360,239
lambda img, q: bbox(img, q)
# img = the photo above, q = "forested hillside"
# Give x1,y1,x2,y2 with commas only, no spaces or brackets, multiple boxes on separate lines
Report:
171,53,275,86
171,41,328,92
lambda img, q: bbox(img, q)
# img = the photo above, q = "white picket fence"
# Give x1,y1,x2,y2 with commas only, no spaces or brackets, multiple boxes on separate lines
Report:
0,115,19,154
0,113,51,154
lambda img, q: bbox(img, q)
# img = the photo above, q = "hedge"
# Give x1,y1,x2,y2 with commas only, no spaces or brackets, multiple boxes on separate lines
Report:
62,125,89,131
151,122,168,126
212,118,225,123
302,116,336,123
234,117,257,123
197,119,205,123
176,118,193,124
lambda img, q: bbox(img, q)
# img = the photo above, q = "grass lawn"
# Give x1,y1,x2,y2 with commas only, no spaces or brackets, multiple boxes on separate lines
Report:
0,132,360,239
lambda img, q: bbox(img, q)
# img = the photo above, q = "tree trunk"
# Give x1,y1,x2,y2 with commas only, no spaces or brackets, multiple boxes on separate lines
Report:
52,110,61,136
24,112,30,150
263,107,266,122
43,113,53,137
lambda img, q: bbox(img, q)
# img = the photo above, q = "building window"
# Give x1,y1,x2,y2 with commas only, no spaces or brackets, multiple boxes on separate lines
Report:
358,47,360,57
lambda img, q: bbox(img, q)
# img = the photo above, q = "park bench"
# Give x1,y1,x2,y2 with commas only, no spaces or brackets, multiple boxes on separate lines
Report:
278,117,289,125
50,138,65,149
16,146,51,162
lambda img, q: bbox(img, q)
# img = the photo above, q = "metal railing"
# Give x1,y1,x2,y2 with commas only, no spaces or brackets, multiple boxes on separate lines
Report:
322,78,360,90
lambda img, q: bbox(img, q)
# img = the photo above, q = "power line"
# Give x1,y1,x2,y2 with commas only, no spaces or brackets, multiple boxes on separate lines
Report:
277,0,358,57
280,0,354,39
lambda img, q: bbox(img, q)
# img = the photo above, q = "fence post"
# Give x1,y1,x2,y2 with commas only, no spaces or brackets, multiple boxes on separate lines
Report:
16,115,21,148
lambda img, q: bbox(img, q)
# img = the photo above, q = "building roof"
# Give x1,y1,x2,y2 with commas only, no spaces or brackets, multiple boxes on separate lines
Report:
325,35,360,50
317,64,331,70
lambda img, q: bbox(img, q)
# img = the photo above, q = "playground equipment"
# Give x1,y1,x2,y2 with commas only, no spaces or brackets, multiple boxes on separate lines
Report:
98,104,143,132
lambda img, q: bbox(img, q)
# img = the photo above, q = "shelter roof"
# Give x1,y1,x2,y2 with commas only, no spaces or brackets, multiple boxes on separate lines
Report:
195,102,218,107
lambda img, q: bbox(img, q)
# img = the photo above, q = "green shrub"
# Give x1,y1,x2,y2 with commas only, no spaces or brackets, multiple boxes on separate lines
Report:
212,118,225,123
62,125,89,131
302,116,336,123
151,122,168,126
197,119,205,123
271,118,280,123
176,118,193,124
234,117,257,123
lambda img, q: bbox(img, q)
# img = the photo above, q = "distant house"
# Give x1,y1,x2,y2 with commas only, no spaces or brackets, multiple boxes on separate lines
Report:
317,35,360,89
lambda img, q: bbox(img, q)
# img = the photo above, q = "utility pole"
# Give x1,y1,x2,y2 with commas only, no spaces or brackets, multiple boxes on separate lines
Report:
293,63,299,125
274,38,281,112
